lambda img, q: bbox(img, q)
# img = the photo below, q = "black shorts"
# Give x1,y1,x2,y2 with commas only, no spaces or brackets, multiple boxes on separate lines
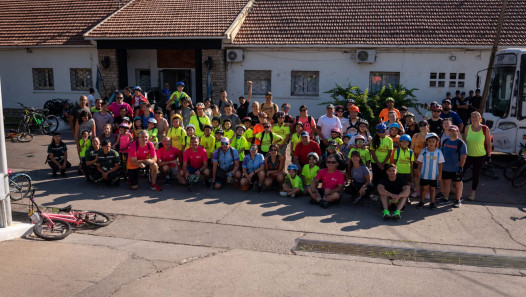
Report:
398,173,411,185
442,171,462,182
420,178,438,188
127,165,150,186
316,188,341,203
413,162,419,170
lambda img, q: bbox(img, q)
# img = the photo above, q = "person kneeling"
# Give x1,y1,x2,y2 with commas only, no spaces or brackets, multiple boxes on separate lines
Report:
94,140,121,186
377,164,410,220
309,155,345,209
280,164,303,198
212,137,241,189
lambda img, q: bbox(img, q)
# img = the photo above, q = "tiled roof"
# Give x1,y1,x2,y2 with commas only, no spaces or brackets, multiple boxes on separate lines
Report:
85,0,249,39
0,0,127,47
233,0,526,46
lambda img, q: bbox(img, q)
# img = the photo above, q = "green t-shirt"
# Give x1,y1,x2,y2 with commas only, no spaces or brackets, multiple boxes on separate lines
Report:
285,174,304,191
243,129,254,150
290,133,302,153
301,164,319,186
348,147,371,165
393,148,414,174
256,131,283,152
168,91,190,107
148,128,158,143
79,138,91,158
371,137,393,164
328,137,344,147
201,135,216,158
189,115,211,138
272,124,290,145
224,129,234,140
167,126,186,150
97,149,119,172
231,136,248,161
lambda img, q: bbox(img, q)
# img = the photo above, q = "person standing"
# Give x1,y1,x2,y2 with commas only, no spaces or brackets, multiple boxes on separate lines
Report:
455,91,470,126
217,89,234,114
316,104,342,154
293,132,321,168
441,99,464,132
236,81,252,119
293,105,317,138
260,92,279,123
370,123,393,186
93,101,114,137
87,88,96,109
463,112,491,201
378,97,401,122
441,125,467,208
416,133,445,210
189,103,211,138
469,89,482,114
220,103,241,126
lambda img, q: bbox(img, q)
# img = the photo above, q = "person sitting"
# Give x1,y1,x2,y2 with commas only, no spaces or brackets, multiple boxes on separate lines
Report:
301,152,320,194
46,132,71,177
180,136,210,186
240,143,266,192
84,137,101,183
345,151,373,204
263,144,286,189
94,140,120,186
211,137,241,189
127,130,162,191
293,132,321,168
308,155,345,209
156,137,183,185
280,164,303,198
377,164,411,220
320,140,346,170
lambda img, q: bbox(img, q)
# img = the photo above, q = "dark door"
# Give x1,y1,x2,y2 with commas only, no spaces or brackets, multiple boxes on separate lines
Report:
159,69,193,100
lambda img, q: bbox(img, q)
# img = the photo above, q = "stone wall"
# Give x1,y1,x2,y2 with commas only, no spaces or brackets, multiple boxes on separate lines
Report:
201,49,226,104
97,49,119,97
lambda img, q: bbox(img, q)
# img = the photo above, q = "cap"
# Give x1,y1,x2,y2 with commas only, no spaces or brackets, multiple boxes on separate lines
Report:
171,114,182,121
186,124,195,130
418,120,428,126
220,137,230,144
350,105,360,112
425,132,439,140
326,104,335,109
148,118,157,124
442,99,451,104
300,131,309,137
448,125,459,131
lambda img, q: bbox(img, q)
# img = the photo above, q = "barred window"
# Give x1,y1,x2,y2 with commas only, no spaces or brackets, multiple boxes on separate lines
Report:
449,72,466,88
429,72,446,88
370,72,400,93
291,71,319,96
70,68,92,91
32,68,54,90
135,69,151,88
244,70,271,95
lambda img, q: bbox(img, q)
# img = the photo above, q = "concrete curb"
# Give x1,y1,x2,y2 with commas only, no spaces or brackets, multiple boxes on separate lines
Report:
0,221,33,242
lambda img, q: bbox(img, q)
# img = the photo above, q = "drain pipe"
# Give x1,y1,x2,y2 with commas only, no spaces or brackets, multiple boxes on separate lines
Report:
0,79,12,227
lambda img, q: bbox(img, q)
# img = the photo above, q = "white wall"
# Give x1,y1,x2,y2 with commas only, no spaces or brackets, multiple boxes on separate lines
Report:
0,47,99,108
226,48,492,118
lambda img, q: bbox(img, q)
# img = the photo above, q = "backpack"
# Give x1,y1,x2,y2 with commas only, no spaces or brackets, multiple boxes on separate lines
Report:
258,131,273,149
442,138,465,161
218,147,236,171
295,116,313,129
395,148,413,163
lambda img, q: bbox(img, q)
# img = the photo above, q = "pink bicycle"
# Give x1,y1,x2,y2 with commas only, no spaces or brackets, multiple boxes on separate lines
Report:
28,189,111,240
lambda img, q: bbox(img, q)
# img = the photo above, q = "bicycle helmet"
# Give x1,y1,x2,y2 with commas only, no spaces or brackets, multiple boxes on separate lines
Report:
327,140,338,147
215,129,224,135
386,97,395,103
331,128,341,134
425,132,439,141
133,116,142,122
376,123,387,131
236,125,246,132
308,152,319,162
389,123,401,130
186,124,195,130
242,117,252,123
431,105,443,111
176,81,185,87
346,99,355,104
343,133,353,139
399,134,412,142
187,174,200,185
350,105,360,112
148,118,157,124
171,114,182,121
121,116,130,123
276,111,285,118
358,119,369,127
119,123,130,129
354,134,366,141
133,85,142,92
287,164,299,171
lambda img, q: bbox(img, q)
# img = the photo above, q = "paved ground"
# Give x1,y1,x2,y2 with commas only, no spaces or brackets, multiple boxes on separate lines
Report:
2,132,526,297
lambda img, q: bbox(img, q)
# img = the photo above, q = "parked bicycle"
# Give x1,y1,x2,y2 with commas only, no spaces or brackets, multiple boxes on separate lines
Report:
5,128,33,142
462,159,500,182
503,143,526,180
8,169,32,201
28,189,111,240
511,163,526,188
43,98,72,122
17,102,59,136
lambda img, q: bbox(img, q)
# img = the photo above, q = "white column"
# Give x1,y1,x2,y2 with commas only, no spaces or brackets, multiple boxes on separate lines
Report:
0,78,13,227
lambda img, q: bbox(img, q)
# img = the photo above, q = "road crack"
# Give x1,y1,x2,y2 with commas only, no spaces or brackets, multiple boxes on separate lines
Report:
484,205,526,249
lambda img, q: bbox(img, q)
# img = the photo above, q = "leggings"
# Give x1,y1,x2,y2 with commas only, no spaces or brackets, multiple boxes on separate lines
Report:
464,155,486,191
371,163,386,186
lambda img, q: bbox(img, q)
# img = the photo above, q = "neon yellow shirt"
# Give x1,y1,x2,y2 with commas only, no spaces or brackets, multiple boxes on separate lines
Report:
79,138,91,158
243,129,254,150
272,124,290,145
256,131,283,152
393,148,414,174
301,164,319,186
167,126,186,150
286,174,304,191
371,137,393,164
147,128,158,143
168,91,190,106
224,129,234,140
201,135,216,158
231,136,248,161
188,115,211,138
328,137,343,148
349,147,371,164
290,133,302,153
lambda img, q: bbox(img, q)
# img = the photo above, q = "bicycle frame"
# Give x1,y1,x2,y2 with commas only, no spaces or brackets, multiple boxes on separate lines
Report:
28,190,90,227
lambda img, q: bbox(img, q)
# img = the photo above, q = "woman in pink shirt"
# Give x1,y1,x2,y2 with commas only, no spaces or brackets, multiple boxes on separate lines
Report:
308,155,345,208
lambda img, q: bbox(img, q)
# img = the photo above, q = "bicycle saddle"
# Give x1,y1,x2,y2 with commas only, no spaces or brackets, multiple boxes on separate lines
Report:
58,205,72,212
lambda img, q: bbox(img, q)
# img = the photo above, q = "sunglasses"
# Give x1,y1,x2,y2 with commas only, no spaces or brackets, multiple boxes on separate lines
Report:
116,97,123,99
356,140,365,143
264,126,270,129
300,109,307,112
269,149,277,152
336,110,344,112
326,161,337,164
283,107,290,110
155,112,162,114
221,142,229,146
377,130,386,133
250,147,258,151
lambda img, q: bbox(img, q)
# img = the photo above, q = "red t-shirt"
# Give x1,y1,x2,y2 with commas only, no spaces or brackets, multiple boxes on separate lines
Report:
316,168,345,190
183,146,208,169
156,146,181,168
294,140,321,165
127,141,156,170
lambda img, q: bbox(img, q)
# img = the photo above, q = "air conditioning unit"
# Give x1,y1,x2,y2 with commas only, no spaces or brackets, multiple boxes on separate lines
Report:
226,49,244,62
355,50,376,63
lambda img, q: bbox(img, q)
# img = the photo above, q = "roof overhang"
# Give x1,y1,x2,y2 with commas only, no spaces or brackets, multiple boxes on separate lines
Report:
96,39,223,50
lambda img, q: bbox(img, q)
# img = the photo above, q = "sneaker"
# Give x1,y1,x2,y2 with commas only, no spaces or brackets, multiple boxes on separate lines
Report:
257,185,263,193
279,191,288,197
319,200,330,209
439,197,450,204
436,192,444,199
290,194,296,198
352,196,362,204
410,191,420,198
406,197,412,206
370,195,379,202
52,171,58,177
150,183,162,191
467,193,476,201
416,201,424,209
60,170,66,177
309,198,318,205
429,202,436,210
383,209,391,220
453,200,462,208
392,210,401,220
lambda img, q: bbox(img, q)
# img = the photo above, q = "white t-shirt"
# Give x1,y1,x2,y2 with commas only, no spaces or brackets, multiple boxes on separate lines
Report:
87,94,96,107
339,117,349,134
417,148,445,180
317,115,342,139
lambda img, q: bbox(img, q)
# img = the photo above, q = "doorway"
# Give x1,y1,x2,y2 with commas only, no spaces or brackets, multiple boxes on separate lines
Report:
160,69,193,100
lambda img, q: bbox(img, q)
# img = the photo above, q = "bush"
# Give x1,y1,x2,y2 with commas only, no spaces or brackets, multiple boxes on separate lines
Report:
323,83,423,133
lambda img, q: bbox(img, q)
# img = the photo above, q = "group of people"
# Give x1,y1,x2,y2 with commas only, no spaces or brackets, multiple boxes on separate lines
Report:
46,83,491,220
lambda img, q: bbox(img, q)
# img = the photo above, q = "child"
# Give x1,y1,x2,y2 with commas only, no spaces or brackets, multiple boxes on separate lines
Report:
132,116,143,140
242,117,254,156
167,114,186,151
211,117,221,134
201,125,216,160
78,130,91,174
222,118,234,140
290,122,303,158
416,133,444,210
214,129,224,150
388,123,401,163
117,123,133,178
100,123,117,148
147,118,159,146
280,164,303,198
348,135,371,167
272,112,291,156
166,81,190,117
140,103,155,127
301,152,320,194
328,128,343,149
370,123,393,186
393,134,414,186
183,124,196,151
341,134,352,160
410,120,430,198
350,120,372,148
180,97,195,127
231,125,248,161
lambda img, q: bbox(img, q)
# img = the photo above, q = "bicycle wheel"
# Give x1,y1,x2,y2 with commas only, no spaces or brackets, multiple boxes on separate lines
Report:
462,166,473,182
17,117,30,134
9,173,32,201
42,115,59,134
81,211,111,227
504,161,524,180
481,166,500,180
33,218,72,240
511,164,526,188
17,132,33,142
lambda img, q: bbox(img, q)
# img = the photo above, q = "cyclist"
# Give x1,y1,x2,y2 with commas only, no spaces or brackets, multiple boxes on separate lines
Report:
108,93,133,119
84,137,101,182
180,136,211,185
166,81,191,116
46,132,71,177
156,136,184,185
377,164,410,220
127,130,162,191
189,102,211,138
211,137,241,189
308,155,345,209
378,97,401,122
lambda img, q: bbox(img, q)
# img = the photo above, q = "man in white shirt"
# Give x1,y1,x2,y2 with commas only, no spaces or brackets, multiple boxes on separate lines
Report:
316,104,341,154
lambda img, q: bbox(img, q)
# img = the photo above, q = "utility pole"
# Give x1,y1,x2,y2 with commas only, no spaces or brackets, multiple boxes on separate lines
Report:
0,79,12,228
480,0,508,114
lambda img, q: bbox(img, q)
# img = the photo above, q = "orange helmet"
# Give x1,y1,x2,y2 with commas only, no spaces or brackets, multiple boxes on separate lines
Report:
350,105,360,112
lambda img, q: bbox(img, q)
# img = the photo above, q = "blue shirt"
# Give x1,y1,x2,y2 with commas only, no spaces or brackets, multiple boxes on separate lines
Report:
417,148,445,180
441,139,467,172
141,113,155,128
212,147,239,171
441,111,463,126
242,153,265,174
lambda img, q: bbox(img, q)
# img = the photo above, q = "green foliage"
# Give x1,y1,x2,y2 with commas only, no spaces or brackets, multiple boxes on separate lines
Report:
323,83,423,133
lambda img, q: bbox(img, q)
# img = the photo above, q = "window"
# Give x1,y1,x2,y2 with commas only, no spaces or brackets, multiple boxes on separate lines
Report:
449,72,465,88
32,68,54,90
369,72,400,93
135,69,151,88
244,70,271,95
429,72,446,87
70,68,92,91
291,71,319,96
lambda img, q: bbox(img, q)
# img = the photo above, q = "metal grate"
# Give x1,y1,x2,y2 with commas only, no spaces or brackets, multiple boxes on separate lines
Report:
293,239,526,269
245,70,271,95
32,68,54,90
70,68,92,91
291,71,319,96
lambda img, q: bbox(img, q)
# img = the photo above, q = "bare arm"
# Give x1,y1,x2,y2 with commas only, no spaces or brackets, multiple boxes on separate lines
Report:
246,81,252,102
